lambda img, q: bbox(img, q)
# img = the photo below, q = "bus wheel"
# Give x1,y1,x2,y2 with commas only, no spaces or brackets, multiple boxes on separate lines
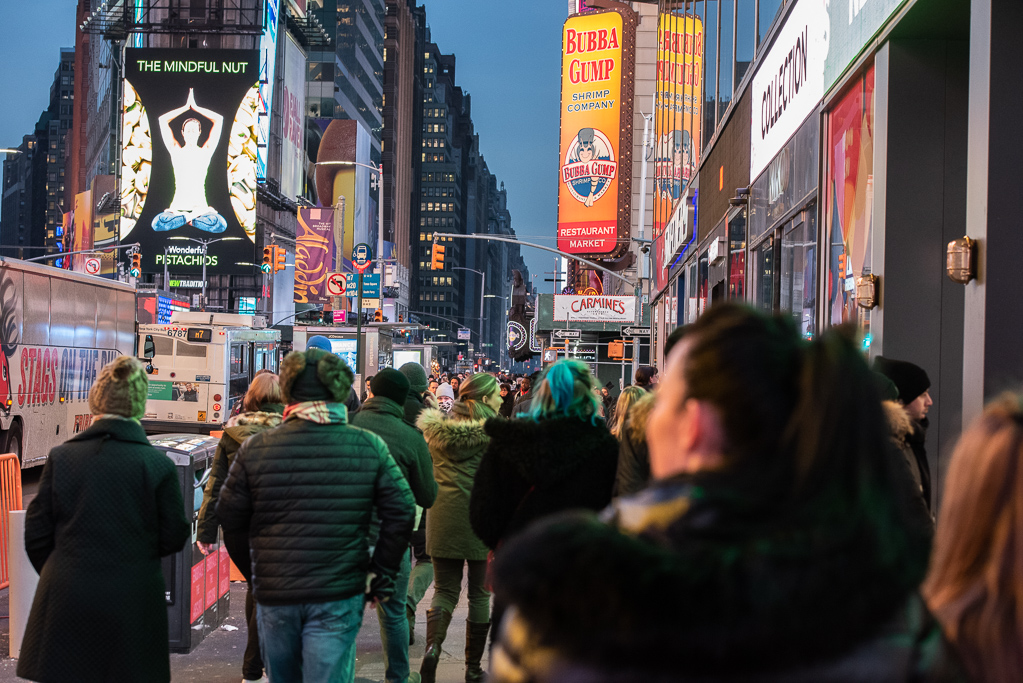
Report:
4,422,22,462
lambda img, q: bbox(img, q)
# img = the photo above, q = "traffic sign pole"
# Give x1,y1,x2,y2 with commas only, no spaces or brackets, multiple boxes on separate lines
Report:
356,272,364,383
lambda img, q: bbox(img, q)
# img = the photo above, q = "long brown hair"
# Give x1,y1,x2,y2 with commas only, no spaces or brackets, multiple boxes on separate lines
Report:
923,393,1023,682
453,373,498,421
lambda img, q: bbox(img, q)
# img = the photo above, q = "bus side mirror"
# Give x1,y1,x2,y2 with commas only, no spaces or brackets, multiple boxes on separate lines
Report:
143,335,156,359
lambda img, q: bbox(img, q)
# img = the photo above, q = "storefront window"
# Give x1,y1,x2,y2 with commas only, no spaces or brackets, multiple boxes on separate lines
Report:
728,210,746,299
749,112,819,242
686,261,699,322
752,236,775,312
825,66,875,331
780,210,817,338
698,250,710,315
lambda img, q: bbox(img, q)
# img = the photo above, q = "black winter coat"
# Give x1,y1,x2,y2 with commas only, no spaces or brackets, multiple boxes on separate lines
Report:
403,390,428,427
216,414,415,605
18,418,190,683
470,416,618,550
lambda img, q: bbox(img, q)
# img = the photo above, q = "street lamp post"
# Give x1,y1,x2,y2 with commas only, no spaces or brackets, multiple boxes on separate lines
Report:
168,236,243,311
453,266,485,360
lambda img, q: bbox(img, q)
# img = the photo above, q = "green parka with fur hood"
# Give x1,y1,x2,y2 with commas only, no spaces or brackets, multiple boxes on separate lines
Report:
197,405,284,544
417,406,490,561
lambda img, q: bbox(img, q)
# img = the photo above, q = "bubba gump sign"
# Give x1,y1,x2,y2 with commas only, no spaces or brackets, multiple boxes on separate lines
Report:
557,8,636,260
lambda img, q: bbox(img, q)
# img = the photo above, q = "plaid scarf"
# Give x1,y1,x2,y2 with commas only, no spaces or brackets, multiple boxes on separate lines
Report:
283,401,348,425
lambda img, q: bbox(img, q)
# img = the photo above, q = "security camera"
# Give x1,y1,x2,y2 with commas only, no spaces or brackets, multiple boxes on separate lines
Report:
640,244,650,255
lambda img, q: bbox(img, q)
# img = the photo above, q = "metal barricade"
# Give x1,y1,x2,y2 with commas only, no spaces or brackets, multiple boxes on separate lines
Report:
0,452,23,590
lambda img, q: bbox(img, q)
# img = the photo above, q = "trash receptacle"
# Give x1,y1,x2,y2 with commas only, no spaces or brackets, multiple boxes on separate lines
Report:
149,434,231,654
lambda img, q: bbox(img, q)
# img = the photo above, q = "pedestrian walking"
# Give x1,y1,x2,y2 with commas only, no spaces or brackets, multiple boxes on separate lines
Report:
498,383,515,418
873,356,934,510
217,348,415,683
488,304,950,682
633,365,658,390
511,373,537,415
436,382,455,413
351,368,438,683
17,356,191,683
416,373,503,683
196,372,284,683
924,392,1023,683
610,387,655,496
399,361,434,426
599,386,615,423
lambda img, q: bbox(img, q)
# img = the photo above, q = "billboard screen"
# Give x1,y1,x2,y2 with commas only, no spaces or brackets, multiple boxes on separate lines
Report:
653,11,702,294
258,0,281,180
120,48,260,276
280,35,306,200
557,10,635,259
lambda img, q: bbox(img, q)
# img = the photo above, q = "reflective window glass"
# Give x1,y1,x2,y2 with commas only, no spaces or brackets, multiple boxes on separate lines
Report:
780,212,817,338
736,0,755,83
719,0,734,119
758,0,784,49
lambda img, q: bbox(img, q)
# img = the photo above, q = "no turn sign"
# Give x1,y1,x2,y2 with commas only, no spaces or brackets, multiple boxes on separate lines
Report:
325,273,348,297
84,257,101,275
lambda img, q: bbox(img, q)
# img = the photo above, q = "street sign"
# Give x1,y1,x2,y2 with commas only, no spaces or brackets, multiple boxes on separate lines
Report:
325,272,348,297
352,243,373,273
457,328,472,341
362,298,381,309
346,273,380,298
551,329,582,341
622,326,651,337
332,310,347,323
84,257,101,276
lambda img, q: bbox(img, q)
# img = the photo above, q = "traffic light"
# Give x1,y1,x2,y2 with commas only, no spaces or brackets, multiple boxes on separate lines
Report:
274,247,287,273
129,252,141,278
261,246,273,274
608,340,625,360
374,309,383,323
430,242,446,270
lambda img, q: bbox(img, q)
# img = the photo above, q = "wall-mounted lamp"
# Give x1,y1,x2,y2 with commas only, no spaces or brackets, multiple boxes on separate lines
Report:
856,274,879,309
946,236,976,284
728,187,750,207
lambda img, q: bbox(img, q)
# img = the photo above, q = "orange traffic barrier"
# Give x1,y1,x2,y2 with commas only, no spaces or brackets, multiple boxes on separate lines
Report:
0,453,23,590
209,430,224,439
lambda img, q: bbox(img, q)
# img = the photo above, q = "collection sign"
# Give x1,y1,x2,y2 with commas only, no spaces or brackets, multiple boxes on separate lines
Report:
120,48,260,275
750,0,828,180
554,295,637,323
557,9,635,259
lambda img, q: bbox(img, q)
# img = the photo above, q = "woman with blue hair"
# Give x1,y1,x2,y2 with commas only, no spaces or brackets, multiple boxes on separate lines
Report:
469,360,619,645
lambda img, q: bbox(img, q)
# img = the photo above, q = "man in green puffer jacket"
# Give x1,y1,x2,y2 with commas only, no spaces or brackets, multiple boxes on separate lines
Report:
218,349,415,683
352,368,437,683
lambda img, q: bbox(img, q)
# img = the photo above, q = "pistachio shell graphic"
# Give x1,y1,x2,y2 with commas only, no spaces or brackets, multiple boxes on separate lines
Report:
119,80,151,239
228,85,259,242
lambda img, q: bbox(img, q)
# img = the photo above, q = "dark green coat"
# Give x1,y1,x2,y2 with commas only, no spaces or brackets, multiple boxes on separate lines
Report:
351,396,437,508
417,408,490,561
196,405,284,544
18,418,190,683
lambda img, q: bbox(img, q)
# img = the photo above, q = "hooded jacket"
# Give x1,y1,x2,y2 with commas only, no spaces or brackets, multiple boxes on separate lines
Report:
470,416,618,550
417,407,491,561
197,406,284,545
490,476,960,682
615,393,655,496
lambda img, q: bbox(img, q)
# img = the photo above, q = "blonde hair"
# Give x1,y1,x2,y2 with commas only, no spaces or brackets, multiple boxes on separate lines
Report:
922,393,1023,683
608,386,647,439
454,373,499,421
243,373,282,412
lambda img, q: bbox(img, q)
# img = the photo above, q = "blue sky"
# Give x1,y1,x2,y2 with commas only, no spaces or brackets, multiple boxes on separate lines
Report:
0,0,565,279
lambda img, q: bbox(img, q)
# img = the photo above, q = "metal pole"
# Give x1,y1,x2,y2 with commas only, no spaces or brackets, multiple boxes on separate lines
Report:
377,164,384,273
201,241,208,311
356,272,364,382
478,269,485,361
163,246,168,289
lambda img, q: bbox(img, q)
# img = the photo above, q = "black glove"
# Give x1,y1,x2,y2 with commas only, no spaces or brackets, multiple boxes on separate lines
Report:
365,572,395,605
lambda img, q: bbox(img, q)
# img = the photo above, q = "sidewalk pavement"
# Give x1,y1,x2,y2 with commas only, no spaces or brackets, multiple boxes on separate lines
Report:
0,581,485,682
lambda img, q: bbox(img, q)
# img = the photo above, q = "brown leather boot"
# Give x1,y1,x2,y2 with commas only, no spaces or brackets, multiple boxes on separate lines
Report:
407,605,416,646
419,608,452,683
464,620,491,683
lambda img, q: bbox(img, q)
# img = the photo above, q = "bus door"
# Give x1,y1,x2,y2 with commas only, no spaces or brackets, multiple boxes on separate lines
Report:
228,341,252,415
252,341,278,374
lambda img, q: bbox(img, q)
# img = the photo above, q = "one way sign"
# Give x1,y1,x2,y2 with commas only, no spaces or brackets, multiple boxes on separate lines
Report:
551,329,582,340
622,326,651,337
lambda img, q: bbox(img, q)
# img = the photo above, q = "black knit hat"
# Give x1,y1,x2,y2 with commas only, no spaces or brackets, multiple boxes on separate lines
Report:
371,368,410,406
873,356,930,404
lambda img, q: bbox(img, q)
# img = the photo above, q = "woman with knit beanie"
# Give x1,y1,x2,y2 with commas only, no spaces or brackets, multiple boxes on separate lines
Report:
416,373,503,683
17,356,191,683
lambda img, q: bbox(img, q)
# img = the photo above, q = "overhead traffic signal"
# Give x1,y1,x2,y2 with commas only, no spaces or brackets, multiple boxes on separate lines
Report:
274,246,287,273
261,246,273,274
430,242,446,270
374,309,383,323
129,253,141,278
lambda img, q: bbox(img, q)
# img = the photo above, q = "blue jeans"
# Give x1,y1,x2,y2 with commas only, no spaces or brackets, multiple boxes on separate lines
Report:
257,594,364,683
377,549,412,683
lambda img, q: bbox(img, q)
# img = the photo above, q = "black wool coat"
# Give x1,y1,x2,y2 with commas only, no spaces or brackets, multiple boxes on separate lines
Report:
470,415,618,550
17,418,190,683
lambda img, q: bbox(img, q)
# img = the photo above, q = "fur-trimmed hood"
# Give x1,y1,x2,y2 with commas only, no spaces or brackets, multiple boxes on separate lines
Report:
224,409,284,442
417,408,489,462
484,416,617,486
882,400,913,441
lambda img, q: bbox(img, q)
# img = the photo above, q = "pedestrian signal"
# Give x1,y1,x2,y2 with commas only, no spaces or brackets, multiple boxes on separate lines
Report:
430,243,446,270
261,247,273,274
608,340,625,359
129,253,142,278
374,309,383,323
274,247,287,273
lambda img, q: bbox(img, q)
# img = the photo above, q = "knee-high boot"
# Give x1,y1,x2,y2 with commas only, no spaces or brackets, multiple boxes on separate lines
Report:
420,608,452,683
464,620,490,683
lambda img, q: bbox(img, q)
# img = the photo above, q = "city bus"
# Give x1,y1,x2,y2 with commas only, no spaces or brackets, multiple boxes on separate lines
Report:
0,257,137,467
139,312,280,434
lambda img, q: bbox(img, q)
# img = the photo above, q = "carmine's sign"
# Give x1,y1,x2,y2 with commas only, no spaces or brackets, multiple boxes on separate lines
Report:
554,295,637,323
557,9,635,259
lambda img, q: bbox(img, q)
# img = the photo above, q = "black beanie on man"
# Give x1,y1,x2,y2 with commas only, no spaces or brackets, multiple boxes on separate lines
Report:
371,368,411,406
873,357,930,404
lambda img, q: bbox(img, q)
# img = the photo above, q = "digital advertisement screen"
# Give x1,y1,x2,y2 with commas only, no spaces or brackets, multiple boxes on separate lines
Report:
392,349,422,369
120,48,260,276
327,338,358,373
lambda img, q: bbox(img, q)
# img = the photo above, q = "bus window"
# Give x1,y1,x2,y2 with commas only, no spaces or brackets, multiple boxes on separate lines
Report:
175,341,210,369
230,343,247,376
149,335,174,357
229,343,250,413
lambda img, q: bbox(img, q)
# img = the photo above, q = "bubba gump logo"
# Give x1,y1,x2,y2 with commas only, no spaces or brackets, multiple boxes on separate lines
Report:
561,128,617,207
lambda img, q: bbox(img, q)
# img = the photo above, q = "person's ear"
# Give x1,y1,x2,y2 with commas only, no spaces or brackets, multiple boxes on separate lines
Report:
685,399,725,462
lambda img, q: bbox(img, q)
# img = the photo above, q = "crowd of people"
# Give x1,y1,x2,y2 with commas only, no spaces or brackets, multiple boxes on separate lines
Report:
12,306,1023,682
